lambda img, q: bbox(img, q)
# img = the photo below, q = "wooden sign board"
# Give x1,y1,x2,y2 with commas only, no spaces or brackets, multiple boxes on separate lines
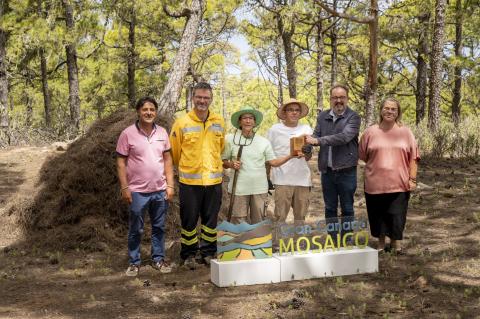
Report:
290,136,305,156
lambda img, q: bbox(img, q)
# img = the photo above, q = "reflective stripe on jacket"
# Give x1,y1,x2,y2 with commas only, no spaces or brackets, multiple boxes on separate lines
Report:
170,110,225,185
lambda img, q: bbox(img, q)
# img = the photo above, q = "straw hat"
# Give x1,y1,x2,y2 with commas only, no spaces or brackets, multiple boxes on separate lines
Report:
231,106,263,129
277,98,309,120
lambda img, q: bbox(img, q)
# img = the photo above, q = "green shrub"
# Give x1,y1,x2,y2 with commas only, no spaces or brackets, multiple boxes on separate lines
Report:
412,116,480,158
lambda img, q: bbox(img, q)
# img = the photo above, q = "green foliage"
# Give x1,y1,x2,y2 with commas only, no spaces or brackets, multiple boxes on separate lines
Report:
412,115,480,158
1,0,479,153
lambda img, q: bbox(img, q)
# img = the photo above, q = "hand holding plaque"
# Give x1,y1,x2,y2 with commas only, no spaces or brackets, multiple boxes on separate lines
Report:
290,135,306,156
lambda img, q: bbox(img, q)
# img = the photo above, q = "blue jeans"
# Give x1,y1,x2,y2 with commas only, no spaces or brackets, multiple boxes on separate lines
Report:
321,167,357,238
128,191,168,265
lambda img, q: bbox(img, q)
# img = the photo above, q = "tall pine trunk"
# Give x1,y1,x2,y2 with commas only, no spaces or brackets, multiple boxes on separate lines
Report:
277,16,297,99
452,0,463,126
276,37,283,108
158,0,204,117
428,0,447,132
185,84,193,112
0,0,9,134
39,48,52,127
127,4,136,109
37,0,52,127
63,0,80,133
316,7,324,113
364,0,378,127
415,11,430,126
330,0,338,85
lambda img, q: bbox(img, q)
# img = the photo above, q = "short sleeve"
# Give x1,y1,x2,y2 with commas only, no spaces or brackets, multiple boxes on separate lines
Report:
305,125,313,135
264,140,276,162
358,129,369,162
407,128,420,161
161,127,171,152
266,127,274,143
116,130,129,156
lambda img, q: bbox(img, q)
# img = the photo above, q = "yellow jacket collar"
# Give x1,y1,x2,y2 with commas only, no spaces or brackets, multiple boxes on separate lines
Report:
188,109,222,122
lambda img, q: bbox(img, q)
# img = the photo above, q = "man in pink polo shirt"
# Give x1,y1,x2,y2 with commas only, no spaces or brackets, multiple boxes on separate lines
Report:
116,97,174,276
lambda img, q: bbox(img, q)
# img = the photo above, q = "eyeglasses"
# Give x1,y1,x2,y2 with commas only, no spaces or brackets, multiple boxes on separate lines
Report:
331,96,347,100
285,109,301,113
193,96,211,101
382,107,398,112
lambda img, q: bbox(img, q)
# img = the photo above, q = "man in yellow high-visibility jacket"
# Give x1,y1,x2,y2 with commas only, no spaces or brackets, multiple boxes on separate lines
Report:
170,82,225,269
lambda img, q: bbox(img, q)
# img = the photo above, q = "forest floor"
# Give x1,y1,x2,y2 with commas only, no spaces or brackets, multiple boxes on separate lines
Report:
0,146,479,319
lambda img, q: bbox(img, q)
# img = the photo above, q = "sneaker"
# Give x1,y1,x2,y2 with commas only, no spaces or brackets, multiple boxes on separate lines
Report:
182,256,196,270
152,260,172,274
125,264,139,277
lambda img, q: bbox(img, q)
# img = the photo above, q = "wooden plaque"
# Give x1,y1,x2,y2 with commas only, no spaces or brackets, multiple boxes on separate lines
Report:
290,136,305,156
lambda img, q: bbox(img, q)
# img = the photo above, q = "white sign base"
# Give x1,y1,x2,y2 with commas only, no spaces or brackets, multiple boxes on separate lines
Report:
211,257,281,287
210,247,378,287
275,247,378,282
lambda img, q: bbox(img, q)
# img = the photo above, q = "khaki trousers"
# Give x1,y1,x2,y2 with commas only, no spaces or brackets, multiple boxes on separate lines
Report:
230,193,269,225
273,185,310,223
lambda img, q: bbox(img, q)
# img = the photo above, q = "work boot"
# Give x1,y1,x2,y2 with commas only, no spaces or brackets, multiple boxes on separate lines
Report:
195,252,205,265
182,256,196,270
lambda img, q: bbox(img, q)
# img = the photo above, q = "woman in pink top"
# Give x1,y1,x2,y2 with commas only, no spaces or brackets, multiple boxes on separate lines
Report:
359,98,420,254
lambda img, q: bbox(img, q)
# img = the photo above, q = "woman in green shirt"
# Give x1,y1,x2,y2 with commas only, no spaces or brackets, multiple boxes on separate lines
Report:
222,106,297,224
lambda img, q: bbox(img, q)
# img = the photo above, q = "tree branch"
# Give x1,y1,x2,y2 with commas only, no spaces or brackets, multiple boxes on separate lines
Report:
316,1,374,24
163,4,191,18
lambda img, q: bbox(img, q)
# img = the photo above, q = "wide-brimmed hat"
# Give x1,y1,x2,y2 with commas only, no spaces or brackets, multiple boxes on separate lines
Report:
231,106,263,129
277,98,309,120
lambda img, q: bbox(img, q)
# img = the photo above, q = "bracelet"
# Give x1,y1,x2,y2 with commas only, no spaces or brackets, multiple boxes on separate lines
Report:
409,178,417,183
121,186,129,191
166,185,175,189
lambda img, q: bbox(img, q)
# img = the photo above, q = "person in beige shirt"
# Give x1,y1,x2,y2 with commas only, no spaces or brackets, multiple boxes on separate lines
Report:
359,98,420,254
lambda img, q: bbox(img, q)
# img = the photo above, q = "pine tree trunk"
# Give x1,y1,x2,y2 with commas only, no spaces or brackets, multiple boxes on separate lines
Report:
330,0,338,85
63,0,81,133
39,48,52,127
276,38,283,108
158,0,204,118
415,11,430,126
37,0,52,127
452,0,463,127
316,8,324,113
0,0,9,133
25,94,33,128
364,0,378,127
185,84,193,112
127,4,136,109
277,16,297,99
221,72,227,120
428,0,447,132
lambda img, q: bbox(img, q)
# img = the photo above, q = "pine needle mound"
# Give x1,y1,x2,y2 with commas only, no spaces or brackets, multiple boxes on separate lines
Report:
12,110,179,251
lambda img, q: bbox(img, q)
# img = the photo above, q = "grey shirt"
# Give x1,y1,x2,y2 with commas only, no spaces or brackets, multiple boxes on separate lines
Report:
328,109,345,168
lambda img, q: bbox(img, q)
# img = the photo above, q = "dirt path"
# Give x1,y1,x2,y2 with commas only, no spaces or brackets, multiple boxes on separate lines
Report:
0,147,479,318
0,147,53,249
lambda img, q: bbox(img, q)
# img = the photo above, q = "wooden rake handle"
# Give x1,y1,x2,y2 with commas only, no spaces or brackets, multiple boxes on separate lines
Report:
227,145,244,222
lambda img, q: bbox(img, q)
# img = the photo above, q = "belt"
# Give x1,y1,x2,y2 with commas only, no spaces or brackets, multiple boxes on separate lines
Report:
327,166,356,173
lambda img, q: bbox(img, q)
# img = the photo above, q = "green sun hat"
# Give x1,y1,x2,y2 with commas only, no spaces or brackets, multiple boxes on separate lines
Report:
230,106,264,129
